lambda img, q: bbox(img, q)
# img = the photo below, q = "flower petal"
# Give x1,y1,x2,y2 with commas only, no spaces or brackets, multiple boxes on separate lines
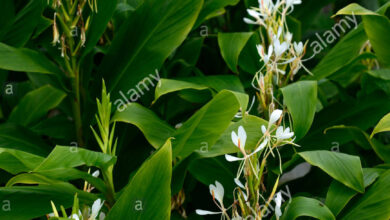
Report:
238,126,247,149
231,131,239,147
269,109,283,125
225,154,245,162
196,209,222,215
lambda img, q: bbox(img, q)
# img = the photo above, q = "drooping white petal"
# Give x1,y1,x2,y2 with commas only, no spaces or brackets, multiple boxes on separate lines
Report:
294,41,304,55
196,209,222,215
243,18,258,25
231,131,239,147
250,138,268,155
261,125,267,134
92,170,100,178
225,154,246,162
274,39,289,57
209,181,224,205
247,9,261,20
234,178,245,189
69,214,79,220
238,126,247,149
269,109,283,125
90,198,104,219
275,192,283,217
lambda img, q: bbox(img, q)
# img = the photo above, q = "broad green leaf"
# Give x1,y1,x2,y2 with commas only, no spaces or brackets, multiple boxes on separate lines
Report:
0,43,61,75
371,113,390,138
0,0,44,47
189,157,236,198
362,15,390,67
0,123,51,155
0,183,96,220
34,146,116,171
281,197,335,220
218,32,253,73
106,139,172,220
325,125,390,163
82,0,118,57
8,85,66,126
193,0,239,28
154,75,245,102
112,103,175,149
281,81,318,140
0,148,44,174
342,170,390,220
366,69,390,80
334,3,377,16
299,151,365,193
199,115,268,157
325,168,382,216
172,90,248,158
100,0,203,106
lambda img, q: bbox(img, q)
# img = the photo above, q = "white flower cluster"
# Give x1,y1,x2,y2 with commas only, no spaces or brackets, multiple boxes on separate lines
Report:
196,109,295,219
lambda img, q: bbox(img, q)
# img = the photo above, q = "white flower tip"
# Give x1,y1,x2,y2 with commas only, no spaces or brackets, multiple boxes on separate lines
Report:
92,170,100,178
196,209,221,215
269,109,283,125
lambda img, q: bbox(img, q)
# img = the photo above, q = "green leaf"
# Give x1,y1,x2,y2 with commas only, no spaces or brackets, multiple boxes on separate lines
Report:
34,146,116,171
0,123,51,156
100,0,203,105
112,103,175,149
334,3,377,16
0,0,44,47
371,113,390,138
299,151,365,193
106,139,172,220
8,85,66,126
198,115,268,157
193,0,239,28
281,197,335,220
0,183,96,220
0,148,44,174
0,43,61,74
82,0,118,57
218,32,253,73
172,90,248,158
342,170,390,220
154,75,245,102
281,81,318,140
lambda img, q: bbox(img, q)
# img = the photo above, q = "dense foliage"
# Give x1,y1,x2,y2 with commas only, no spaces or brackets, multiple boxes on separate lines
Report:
0,0,390,219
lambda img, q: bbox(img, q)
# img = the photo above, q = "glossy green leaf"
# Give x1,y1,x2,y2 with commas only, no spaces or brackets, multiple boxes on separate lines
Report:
0,123,51,155
0,43,61,75
0,148,44,174
112,103,175,149
218,32,253,73
281,81,318,140
198,115,268,158
281,197,335,220
34,146,116,171
8,85,66,126
299,151,365,193
193,0,239,28
342,170,390,220
371,113,390,138
100,0,203,105
172,90,248,158
0,183,96,220
154,75,245,102
106,139,172,220
334,3,377,16
325,168,382,216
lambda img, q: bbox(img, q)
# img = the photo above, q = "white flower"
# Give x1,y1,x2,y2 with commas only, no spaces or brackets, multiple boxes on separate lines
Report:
196,210,222,215
231,126,247,150
210,181,224,205
244,9,266,26
293,42,304,56
275,192,283,217
269,109,283,126
99,212,106,220
90,198,104,220
285,32,293,43
69,214,79,220
257,45,273,64
261,125,267,134
196,181,225,216
286,0,302,8
273,38,289,57
225,138,268,162
234,178,245,189
275,126,294,140
92,170,100,178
